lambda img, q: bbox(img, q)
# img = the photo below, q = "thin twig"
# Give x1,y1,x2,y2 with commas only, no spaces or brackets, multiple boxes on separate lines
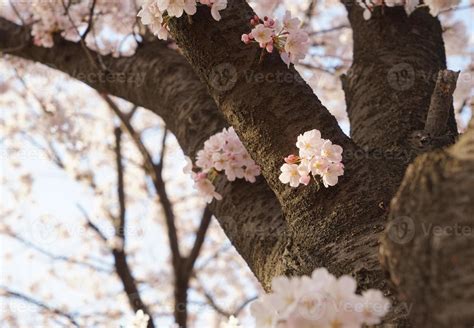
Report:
77,204,107,242
0,288,80,327
2,231,111,273
81,0,97,40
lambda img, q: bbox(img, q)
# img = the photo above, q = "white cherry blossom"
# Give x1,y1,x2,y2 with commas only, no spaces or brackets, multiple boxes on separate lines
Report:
296,129,323,159
251,268,390,328
280,129,344,188
321,162,344,188
279,163,301,187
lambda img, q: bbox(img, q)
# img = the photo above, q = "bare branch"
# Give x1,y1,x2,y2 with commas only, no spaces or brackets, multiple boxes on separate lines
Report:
233,296,258,316
425,69,460,137
103,95,182,270
2,231,111,273
77,204,107,242
82,0,97,40
183,206,212,278
0,288,80,327
201,289,231,318
114,126,126,240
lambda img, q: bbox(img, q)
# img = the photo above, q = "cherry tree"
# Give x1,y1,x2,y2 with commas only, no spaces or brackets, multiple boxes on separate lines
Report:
0,0,472,326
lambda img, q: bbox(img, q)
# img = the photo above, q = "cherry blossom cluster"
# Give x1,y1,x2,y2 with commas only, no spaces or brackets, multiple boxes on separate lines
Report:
251,268,391,328
138,0,228,40
357,0,460,20
279,129,344,188
184,127,261,203
241,11,309,67
29,0,89,47
3,0,140,55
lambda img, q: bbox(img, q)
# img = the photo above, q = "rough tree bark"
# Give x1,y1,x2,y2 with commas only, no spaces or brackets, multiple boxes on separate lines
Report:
1,1,472,326
342,5,457,159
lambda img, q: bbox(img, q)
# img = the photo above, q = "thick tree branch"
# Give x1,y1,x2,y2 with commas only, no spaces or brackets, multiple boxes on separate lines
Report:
164,4,414,326
380,118,474,326
342,5,458,162
0,17,286,289
168,2,354,202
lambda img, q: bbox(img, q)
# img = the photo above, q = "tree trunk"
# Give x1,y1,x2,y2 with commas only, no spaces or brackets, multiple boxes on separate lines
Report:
381,118,474,327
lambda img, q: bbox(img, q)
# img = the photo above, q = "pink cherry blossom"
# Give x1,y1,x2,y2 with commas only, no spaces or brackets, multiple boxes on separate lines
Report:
299,175,311,186
156,0,196,18
209,0,228,21
358,290,391,325
241,34,251,44
241,11,309,66
196,149,213,170
195,178,222,203
185,127,260,202
309,157,330,176
283,30,309,66
250,295,278,328
251,24,274,44
284,154,299,164
282,10,301,32
244,165,261,183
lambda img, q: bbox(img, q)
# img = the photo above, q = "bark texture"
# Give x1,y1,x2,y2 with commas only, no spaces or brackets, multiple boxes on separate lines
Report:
380,118,474,327
342,5,458,162
164,2,462,325
166,2,412,324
